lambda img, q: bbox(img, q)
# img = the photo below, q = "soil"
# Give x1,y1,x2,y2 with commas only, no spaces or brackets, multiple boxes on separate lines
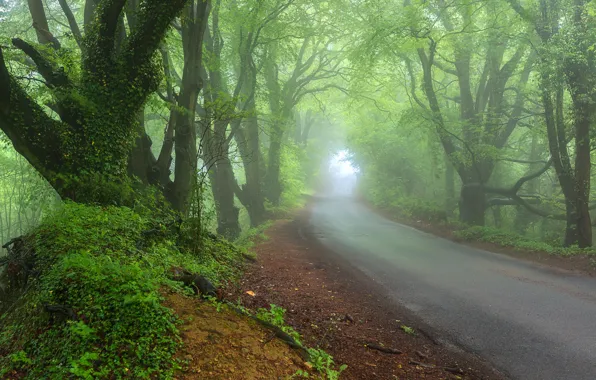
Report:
369,203,596,277
164,291,307,379
226,209,504,380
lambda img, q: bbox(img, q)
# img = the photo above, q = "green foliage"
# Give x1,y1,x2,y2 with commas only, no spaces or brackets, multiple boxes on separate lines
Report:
400,325,415,335
0,202,246,379
365,190,447,224
306,348,347,380
277,142,309,211
235,221,272,251
256,304,302,343
454,226,596,256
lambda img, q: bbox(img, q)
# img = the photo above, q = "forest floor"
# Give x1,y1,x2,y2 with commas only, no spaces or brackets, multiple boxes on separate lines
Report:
369,204,596,277
227,208,502,380
163,292,307,379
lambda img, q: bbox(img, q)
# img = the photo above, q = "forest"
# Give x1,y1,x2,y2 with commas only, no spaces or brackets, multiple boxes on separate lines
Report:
0,0,595,251
1,0,596,379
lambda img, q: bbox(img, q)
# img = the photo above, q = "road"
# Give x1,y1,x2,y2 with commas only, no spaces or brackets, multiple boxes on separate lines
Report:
309,194,596,380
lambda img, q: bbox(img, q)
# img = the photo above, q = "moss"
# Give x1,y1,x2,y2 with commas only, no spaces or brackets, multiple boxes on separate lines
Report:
0,202,246,379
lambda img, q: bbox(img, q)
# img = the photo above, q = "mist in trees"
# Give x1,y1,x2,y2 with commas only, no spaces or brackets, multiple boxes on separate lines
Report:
0,0,595,251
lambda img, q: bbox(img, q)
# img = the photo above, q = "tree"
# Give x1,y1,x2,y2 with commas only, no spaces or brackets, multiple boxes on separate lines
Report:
507,0,596,247
404,0,536,226
0,0,190,206
261,12,345,206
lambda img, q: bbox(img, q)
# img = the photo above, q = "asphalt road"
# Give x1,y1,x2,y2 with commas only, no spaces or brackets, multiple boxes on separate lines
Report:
309,194,596,380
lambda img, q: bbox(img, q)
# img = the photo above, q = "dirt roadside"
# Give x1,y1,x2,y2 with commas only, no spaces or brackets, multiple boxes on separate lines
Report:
227,208,505,380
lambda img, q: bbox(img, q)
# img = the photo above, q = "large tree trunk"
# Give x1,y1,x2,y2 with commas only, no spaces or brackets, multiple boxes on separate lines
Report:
513,134,542,234
264,122,283,206
210,157,241,239
235,116,267,227
569,101,592,247
444,154,456,218
27,0,59,48
459,183,486,226
127,113,159,185
564,0,593,247
165,1,211,214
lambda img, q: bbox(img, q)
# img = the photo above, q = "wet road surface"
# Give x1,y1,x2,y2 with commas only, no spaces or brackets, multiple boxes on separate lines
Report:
310,195,596,380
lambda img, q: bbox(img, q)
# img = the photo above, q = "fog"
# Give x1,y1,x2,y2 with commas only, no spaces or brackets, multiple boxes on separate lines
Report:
326,150,358,197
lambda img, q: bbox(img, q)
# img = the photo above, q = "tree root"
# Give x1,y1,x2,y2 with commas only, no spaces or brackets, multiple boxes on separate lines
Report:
169,267,216,298
225,302,311,362
365,343,403,355
409,360,464,374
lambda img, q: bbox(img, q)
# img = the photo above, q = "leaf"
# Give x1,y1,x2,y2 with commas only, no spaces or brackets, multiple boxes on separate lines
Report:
245,290,256,296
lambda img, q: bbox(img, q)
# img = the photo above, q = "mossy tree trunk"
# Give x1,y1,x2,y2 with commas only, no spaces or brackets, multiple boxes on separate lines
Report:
0,0,189,205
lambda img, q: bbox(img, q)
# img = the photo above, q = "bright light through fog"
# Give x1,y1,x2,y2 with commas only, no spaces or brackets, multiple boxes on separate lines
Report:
329,150,358,176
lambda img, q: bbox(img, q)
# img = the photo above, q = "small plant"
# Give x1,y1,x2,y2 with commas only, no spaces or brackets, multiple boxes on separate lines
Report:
291,369,311,378
256,304,302,343
400,325,415,335
256,304,347,379
10,350,32,367
70,352,102,380
235,221,273,250
307,348,347,380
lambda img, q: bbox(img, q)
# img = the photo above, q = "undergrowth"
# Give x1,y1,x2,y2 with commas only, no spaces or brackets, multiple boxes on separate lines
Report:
366,193,447,224
454,226,596,256
235,221,272,251
0,202,244,379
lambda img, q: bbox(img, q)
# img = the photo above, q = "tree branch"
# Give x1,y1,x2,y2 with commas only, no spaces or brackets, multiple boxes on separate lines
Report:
57,0,83,48
498,157,549,165
505,0,535,23
11,38,71,88
432,59,457,76
0,46,67,182
81,0,126,78
121,0,189,74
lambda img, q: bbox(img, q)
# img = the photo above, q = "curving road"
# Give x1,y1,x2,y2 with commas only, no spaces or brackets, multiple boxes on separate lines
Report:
309,194,596,380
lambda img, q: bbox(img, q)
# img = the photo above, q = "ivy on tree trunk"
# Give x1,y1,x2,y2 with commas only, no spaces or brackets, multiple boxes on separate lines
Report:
0,0,189,205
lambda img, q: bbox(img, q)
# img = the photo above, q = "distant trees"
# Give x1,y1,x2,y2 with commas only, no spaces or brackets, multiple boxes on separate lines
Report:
346,0,596,247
